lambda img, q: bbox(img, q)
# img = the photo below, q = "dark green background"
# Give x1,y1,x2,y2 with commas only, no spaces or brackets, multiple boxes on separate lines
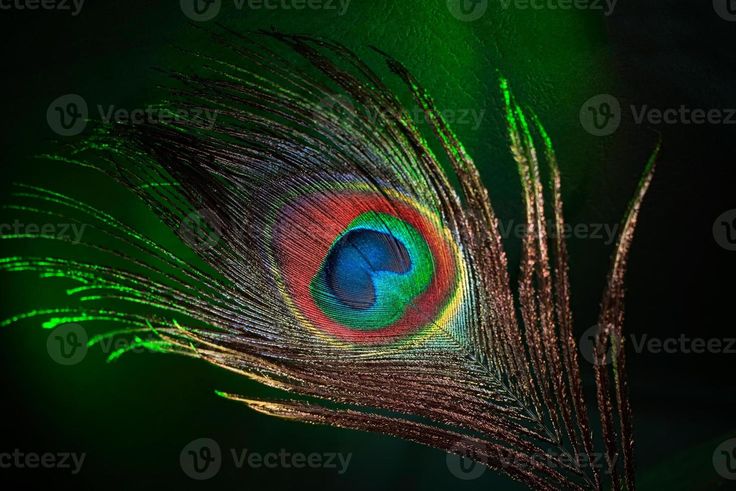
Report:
0,1,734,489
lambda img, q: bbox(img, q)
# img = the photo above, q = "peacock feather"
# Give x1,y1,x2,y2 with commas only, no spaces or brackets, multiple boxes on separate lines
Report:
0,29,657,490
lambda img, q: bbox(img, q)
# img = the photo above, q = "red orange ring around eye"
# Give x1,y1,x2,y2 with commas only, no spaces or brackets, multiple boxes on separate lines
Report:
273,191,461,344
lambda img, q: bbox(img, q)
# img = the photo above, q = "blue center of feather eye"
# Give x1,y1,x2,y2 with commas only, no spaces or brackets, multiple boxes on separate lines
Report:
309,212,434,331
323,229,411,310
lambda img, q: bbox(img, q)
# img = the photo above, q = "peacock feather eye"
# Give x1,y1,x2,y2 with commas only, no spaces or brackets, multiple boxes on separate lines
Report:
273,191,464,344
